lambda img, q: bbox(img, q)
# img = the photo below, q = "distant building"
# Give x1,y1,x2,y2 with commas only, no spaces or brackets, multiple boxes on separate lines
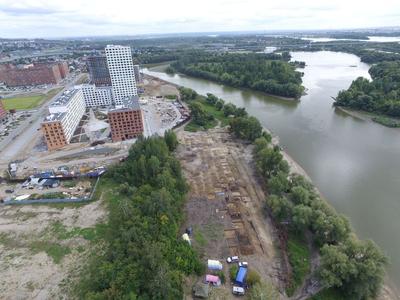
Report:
0,100,7,119
105,45,137,105
133,64,142,83
75,84,113,107
108,96,143,142
86,56,111,86
0,62,69,87
41,89,86,150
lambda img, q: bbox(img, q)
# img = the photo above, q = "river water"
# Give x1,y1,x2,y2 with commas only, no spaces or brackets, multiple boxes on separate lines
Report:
144,51,400,288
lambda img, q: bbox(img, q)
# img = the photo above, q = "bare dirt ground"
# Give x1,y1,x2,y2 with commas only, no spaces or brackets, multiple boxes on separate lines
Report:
0,199,106,299
142,74,179,97
177,127,286,299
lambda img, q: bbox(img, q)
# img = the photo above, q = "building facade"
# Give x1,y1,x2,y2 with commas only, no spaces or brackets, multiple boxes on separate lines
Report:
108,97,143,142
42,89,86,150
0,100,7,119
105,45,137,105
86,56,111,86
75,84,113,107
0,62,69,87
133,64,142,83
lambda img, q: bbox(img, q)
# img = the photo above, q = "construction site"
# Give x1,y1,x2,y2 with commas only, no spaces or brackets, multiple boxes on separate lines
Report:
177,127,286,299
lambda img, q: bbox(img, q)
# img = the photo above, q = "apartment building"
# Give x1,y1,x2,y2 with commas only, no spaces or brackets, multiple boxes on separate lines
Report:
75,84,113,107
108,96,143,142
87,56,111,86
41,89,86,150
105,45,137,105
0,100,7,119
0,62,69,87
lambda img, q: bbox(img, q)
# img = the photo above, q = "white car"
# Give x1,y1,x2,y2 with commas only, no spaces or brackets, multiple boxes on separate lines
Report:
226,256,239,263
238,261,248,268
232,286,245,296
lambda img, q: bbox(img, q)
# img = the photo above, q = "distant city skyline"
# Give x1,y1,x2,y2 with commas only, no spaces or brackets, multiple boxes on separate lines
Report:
0,0,399,38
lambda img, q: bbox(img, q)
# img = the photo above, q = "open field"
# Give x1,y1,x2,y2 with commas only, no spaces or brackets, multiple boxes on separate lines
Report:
0,199,107,299
177,127,285,299
1,88,63,110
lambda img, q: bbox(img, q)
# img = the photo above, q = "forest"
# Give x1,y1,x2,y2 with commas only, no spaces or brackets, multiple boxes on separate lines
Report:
76,133,203,299
169,52,304,98
334,61,400,118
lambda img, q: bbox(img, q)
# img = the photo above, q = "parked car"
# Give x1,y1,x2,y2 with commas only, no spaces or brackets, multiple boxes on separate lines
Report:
5,189,14,194
226,256,239,263
238,261,248,268
232,286,245,296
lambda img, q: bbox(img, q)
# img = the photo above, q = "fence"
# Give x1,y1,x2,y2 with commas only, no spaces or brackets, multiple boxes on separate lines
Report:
3,177,101,206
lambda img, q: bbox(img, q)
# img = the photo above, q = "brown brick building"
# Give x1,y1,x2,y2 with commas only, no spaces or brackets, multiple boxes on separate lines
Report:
41,117,68,150
0,100,7,119
108,98,143,142
0,62,69,87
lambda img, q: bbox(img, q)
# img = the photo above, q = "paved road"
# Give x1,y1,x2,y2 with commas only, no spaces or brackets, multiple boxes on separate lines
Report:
0,73,86,162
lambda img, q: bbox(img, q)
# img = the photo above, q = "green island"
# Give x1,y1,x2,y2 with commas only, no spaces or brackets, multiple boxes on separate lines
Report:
334,61,400,126
167,51,304,99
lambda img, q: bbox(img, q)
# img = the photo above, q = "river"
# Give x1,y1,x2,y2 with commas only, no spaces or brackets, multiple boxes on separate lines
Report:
143,51,400,289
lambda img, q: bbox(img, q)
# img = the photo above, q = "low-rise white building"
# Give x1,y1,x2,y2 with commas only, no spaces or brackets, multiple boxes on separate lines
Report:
75,84,113,107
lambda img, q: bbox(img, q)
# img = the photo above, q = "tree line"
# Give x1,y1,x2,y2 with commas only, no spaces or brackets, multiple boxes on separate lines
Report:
180,87,388,298
335,61,400,118
77,133,203,299
169,52,304,99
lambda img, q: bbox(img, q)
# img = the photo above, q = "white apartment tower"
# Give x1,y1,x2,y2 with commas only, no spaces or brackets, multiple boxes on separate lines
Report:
105,45,137,105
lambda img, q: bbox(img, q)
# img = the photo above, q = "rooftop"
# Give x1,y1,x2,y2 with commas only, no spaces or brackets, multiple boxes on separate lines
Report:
43,112,66,122
50,89,78,107
109,96,140,112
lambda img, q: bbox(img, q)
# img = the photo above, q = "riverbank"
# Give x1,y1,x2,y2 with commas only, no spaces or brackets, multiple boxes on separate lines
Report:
147,72,399,299
336,106,400,128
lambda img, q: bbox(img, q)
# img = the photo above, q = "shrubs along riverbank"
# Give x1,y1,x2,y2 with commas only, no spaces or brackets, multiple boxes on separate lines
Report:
179,87,388,299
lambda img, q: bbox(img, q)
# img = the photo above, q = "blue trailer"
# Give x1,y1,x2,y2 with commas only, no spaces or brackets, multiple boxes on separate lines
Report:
235,266,247,286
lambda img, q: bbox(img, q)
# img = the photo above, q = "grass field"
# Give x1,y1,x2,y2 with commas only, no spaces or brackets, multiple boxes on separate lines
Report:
1,87,63,110
286,231,311,296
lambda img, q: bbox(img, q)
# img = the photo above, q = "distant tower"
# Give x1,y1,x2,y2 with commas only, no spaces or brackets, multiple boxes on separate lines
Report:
105,45,137,105
86,56,111,86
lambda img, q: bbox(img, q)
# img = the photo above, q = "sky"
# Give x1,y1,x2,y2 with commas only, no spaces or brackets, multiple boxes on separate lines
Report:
0,0,400,38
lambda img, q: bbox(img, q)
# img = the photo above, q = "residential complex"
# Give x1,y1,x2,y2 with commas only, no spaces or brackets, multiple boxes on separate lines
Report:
108,96,143,142
41,89,85,150
105,45,137,105
0,100,6,119
0,62,69,86
86,56,111,86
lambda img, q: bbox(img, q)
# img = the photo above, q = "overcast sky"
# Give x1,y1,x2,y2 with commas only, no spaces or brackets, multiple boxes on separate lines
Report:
1,0,400,38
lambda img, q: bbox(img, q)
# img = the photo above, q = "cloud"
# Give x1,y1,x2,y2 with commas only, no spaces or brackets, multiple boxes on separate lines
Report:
0,0,399,38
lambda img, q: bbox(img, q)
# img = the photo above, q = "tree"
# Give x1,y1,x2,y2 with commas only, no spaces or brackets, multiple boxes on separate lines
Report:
268,171,290,195
164,130,178,151
248,281,279,300
206,93,218,105
189,102,214,126
292,204,313,230
230,116,263,141
267,194,293,221
223,103,237,116
319,238,388,299
215,99,225,110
